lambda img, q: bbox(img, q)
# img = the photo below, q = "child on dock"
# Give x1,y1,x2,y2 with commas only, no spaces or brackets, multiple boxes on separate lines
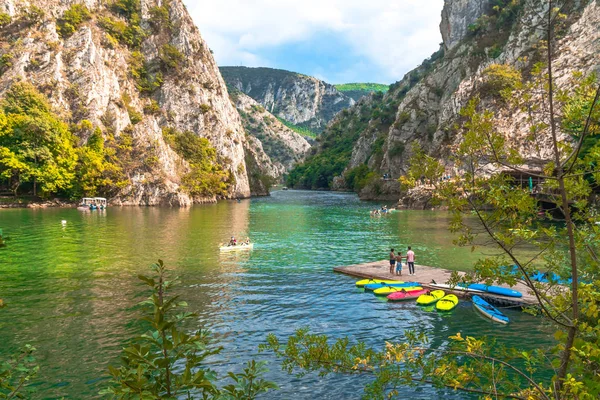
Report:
395,251,403,276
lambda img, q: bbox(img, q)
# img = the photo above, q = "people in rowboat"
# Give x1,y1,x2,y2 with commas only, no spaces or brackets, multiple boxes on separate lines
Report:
229,236,237,246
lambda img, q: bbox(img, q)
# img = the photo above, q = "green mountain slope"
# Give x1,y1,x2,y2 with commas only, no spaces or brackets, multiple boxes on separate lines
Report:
334,83,389,101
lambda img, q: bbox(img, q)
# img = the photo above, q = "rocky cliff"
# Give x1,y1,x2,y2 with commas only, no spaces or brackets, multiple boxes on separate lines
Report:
220,66,355,133
289,0,600,202
233,90,310,194
0,0,273,205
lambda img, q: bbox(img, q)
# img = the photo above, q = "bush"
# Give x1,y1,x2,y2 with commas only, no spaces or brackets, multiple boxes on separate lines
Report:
129,51,163,94
22,6,44,25
0,53,13,76
148,5,170,31
481,64,522,99
388,141,405,158
56,4,91,38
102,260,277,398
199,104,211,113
121,93,142,125
143,100,161,115
159,44,185,72
344,164,376,191
99,16,145,48
0,12,11,28
163,128,231,197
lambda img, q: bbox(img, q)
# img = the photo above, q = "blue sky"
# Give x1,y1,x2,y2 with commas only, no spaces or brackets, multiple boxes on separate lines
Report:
184,0,445,85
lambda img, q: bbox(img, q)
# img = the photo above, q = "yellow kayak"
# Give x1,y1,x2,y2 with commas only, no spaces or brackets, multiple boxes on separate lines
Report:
355,279,402,287
373,286,422,296
436,294,459,311
416,290,445,306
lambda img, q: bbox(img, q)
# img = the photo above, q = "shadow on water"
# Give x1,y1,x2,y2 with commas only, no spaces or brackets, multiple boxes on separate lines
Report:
0,191,554,398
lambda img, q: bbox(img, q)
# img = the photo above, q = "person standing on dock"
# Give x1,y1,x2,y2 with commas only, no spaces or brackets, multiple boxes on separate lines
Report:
395,250,403,276
406,246,415,275
389,248,396,275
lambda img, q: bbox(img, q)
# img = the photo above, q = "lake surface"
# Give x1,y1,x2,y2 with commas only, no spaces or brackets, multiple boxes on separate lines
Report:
0,190,554,399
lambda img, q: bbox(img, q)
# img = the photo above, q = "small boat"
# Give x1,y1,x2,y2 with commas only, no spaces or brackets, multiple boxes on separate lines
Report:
282,186,288,191
387,288,428,301
429,283,484,293
373,286,422,296
472,295,509,324
355,279,401,287
219,243,254,252
416,290,445,305
436,294,459,311
78,197,107,210
363,282,420,291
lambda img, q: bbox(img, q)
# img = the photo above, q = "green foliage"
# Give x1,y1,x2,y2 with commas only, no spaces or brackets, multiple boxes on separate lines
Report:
344,164,376,192
437,64,600,397
163,128,231,197
287,107,368,189
56,4,91,38
70,123,126,198
129,51,163,94
159,44,185,72
102,260,277,398
481,63,522,100
99,0,145,49
199,104,211,114
561,72,600,157
0,13,11,28
335,83,389,93
261,328,558,399
0,83,77,197
148,5,170,32
21,6,45,25
0,345,39,399
387,141,405,158
276,118,317,138
0,53,13,77
335,83,389,100
99,16,145,48
121,93,142,125
143,100,161,115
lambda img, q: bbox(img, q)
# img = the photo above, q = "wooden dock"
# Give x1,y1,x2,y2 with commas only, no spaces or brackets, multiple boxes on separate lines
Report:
333,260,539,309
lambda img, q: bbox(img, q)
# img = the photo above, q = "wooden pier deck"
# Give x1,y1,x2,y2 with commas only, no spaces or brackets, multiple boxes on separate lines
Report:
333,260,539,308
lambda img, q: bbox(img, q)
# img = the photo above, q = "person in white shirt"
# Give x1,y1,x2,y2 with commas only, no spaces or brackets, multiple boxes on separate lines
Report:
406,247,416,275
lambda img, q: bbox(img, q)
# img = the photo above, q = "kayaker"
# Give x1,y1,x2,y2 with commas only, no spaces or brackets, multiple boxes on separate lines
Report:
389,248,396,275
243,237,251,245
229,236,237,246
395,251,403,276
406,246,416,275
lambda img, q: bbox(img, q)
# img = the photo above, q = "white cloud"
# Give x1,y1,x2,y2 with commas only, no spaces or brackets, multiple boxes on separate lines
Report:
183,0,444,83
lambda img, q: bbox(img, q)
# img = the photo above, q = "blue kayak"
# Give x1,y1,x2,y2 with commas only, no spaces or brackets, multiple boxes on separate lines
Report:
472,295,509,324
465,283,522,298
363,282,421,291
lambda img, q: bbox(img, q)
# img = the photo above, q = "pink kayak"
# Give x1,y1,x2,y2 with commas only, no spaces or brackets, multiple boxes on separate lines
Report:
387,289,429,301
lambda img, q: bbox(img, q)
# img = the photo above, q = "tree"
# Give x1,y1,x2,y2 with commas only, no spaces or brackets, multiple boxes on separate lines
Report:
0,83,77,197
263,1,600,398
102,260,277,399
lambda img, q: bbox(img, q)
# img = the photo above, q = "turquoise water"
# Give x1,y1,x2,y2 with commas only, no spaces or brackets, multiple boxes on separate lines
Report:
0,190,553,398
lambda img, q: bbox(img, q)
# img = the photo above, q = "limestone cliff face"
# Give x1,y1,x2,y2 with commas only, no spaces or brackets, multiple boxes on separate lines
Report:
234,92,310,180
0,0,252,205
220,66,355,133
440,0,493,51
298,0,600,201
